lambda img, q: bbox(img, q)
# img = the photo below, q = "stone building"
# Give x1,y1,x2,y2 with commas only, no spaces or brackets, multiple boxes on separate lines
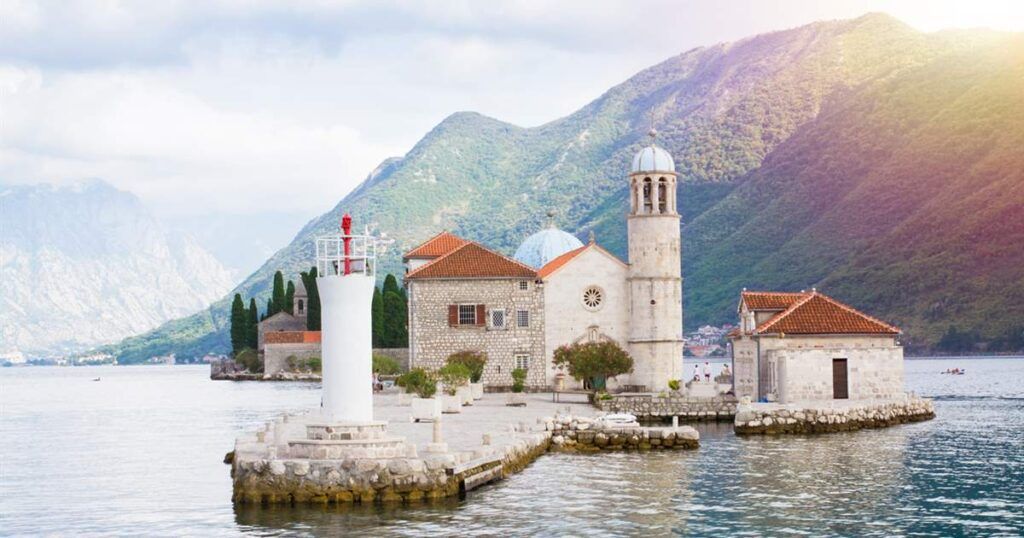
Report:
728,290,904,403
404,240,546,389
257,279,308,353
404,129,684,391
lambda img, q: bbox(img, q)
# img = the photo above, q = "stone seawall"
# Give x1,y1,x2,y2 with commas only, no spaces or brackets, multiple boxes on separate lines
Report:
544,415,699,452
734,397,935,435
596,393,737,422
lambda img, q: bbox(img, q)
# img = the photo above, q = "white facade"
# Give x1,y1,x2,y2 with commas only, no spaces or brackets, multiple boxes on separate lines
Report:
541,245,630,387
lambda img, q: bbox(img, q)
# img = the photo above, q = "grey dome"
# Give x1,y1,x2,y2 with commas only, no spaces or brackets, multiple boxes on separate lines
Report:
514,227,584,269
631,144,675,173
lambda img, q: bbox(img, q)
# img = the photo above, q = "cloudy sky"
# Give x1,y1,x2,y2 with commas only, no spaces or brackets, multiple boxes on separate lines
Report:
3,0,1022,223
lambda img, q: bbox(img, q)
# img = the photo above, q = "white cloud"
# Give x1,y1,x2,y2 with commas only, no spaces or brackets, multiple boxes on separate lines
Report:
2,0,1021,220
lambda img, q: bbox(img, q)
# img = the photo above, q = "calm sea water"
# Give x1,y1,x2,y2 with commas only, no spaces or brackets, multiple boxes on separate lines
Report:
2,359,1022,537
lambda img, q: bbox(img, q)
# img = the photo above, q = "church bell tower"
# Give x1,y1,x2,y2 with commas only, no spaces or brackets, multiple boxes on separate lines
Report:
626,128,684,390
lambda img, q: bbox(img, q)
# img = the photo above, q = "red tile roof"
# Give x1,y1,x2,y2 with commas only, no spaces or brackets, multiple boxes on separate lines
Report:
264,331,322,344
741,291,807,311
753,292,900,336
538,244,588,278
405,242,537,280
403,231,469,260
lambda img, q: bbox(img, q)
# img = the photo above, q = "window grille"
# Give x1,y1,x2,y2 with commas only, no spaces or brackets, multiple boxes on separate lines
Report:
458,304,476,325
491,309,506,328
515,354,530,370
518,281,529,291
517,309,529,328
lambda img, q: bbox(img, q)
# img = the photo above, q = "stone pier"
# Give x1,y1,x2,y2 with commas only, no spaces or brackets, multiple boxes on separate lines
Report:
733,395,935,435
230,392,699,505
596,392,738,422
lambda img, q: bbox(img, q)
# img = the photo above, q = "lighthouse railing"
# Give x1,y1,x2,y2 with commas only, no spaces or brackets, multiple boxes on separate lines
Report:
315,233,379,278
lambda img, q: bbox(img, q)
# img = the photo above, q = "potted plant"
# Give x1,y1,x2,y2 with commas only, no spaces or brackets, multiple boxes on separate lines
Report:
553,341,634,394
438,363,471,413
447,350,487,400
398,369,439,422
506,368,528,407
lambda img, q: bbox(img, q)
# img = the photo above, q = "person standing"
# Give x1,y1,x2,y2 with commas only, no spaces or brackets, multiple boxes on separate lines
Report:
703,361,712,382
692,363,701,382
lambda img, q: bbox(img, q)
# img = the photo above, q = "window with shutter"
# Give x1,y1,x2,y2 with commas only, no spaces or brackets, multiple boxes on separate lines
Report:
458,304,476,325
476,304,486,326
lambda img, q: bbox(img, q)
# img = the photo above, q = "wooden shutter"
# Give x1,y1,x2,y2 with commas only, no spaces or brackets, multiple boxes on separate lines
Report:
476,304,486,326
448,305,458,326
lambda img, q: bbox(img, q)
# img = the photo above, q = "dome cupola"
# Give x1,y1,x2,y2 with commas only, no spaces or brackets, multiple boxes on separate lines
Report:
631,128,675,173
513,212,584,269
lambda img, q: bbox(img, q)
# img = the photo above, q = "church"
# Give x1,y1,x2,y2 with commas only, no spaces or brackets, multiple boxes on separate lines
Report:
404,130,684,392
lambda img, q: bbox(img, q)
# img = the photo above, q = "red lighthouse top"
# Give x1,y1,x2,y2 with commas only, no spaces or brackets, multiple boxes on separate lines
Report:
341,213,352,235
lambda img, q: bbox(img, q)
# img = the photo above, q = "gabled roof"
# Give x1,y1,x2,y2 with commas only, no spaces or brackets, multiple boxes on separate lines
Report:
405,242,537,280
750,291,900,336
740,291,807,311
537,242,627,279
403,231,469,260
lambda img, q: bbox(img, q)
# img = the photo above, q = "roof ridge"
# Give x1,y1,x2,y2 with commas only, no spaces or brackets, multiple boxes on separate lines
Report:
469,241,539,274
538,244,590,278
754,292,816,334
405,241,473,279
813,292,902,334
403,230,465,259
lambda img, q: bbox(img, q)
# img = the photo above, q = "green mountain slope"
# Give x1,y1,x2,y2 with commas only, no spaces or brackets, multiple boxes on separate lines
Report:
104,14,1023,361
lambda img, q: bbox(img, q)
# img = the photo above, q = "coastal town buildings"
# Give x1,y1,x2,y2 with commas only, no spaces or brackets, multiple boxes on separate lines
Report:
728,290,904,403
404,130,684,391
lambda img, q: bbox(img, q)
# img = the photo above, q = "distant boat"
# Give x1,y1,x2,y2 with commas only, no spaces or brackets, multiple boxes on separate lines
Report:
92,377,101,381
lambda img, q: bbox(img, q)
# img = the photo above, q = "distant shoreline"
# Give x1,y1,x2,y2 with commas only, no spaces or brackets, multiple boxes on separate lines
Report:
905,354,1024,360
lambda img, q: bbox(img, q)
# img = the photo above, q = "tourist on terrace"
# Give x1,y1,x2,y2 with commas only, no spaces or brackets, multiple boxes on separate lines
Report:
703,361,712,382
693,364,701,382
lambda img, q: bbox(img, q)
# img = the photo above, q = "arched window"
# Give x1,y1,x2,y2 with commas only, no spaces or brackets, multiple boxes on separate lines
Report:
297,299,304,314
658,178,668,214
642,178,653,213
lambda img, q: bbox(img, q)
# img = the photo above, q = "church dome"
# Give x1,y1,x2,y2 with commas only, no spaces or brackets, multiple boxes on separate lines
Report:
631,144,675,173
514,227,584,269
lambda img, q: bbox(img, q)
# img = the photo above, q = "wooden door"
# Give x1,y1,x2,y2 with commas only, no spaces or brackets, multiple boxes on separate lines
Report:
832,359,849,399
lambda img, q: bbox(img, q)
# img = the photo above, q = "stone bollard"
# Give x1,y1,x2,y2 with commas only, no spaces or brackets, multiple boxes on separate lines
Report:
672,416,679,428
433,419,443,444
256,431,265,443
482,433,491,446
426,416,448,453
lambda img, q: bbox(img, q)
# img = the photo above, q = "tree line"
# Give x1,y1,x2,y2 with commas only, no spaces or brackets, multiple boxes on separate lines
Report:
229,269,407,356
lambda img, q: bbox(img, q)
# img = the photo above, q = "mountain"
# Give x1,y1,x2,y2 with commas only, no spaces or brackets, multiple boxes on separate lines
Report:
0,180,235,358
106,14,1024,361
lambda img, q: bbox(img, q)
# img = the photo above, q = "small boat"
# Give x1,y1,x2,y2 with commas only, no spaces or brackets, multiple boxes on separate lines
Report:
92,377,101,381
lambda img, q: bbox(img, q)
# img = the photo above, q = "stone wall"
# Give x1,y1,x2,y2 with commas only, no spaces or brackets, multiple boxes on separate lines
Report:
596,393,738,421
542,415,699,451
734,396,935,435
408,278,546,388
263,343,321,378
373,348,410,372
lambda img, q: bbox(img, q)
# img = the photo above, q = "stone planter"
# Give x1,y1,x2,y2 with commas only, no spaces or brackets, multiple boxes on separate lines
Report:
410,397,441,422
506,392,526,407
470,382,484,400
441,394,462,414
457,385,473,406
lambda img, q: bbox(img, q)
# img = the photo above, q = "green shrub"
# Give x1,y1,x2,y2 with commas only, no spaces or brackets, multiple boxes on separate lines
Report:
446,350,487,383
668,379,681,391
396,368,436,399
234,348,262,373
552,341,633,390
285,355,321,373
372,354,402,375
511,368,527,393
438,363,471,395
307,357,321,372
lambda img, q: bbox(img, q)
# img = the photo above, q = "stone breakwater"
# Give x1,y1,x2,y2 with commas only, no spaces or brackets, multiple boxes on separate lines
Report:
544,415,700,452
734,396,935,435
231,411,699,505
596,393,737,422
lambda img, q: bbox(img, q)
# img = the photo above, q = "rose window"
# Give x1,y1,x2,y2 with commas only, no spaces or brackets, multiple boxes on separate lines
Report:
582,286,604,309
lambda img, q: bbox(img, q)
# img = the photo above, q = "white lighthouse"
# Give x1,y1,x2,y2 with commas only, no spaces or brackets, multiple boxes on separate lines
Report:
626,128,684,390
316,214,378,422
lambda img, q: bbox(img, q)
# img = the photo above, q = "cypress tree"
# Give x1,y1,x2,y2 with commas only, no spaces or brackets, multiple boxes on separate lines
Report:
285,280,295,315
247,298,259,349
382,290,408,348
271,271,285,315
372,286,383,347
230,293,246,355
382,273,400,297
266,298,274,319
306,267,321,331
